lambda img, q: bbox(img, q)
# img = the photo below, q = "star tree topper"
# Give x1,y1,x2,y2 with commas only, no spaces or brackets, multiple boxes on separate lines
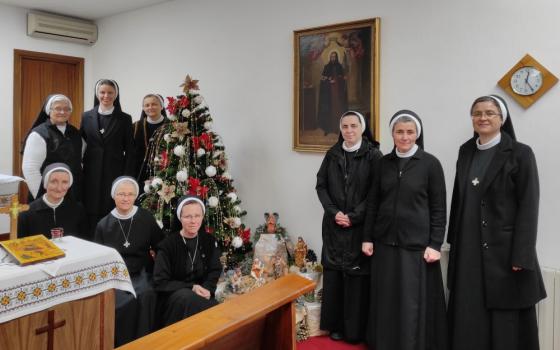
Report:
181,75,200,93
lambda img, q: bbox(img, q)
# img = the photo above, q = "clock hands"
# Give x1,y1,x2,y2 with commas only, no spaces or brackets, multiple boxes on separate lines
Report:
525,70,535,93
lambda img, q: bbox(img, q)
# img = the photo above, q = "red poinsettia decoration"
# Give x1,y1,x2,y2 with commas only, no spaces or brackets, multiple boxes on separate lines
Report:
192,136,200,151
238,227,251,243
187,177,209,198
166,97,177,115
200,133,214,151
178,95,190,108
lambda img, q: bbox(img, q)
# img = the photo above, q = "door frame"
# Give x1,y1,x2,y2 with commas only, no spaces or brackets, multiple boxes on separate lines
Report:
12,49,84,180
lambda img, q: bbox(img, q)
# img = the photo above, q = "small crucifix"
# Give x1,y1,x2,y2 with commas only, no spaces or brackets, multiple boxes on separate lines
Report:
472,177,480,186
35,310,66,350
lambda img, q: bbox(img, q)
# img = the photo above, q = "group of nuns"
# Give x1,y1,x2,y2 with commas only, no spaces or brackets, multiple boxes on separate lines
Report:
317,95,546,350
18,80,221,346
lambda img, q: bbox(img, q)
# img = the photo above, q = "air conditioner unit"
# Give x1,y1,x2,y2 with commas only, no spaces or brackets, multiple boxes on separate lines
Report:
27,12,98,45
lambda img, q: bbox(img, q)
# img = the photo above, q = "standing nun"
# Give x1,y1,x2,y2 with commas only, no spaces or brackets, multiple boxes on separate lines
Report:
81,79,135,232
362,110,448,350
22,94,83,201
132,93,167,192
316,111,382,343
447,95,546,350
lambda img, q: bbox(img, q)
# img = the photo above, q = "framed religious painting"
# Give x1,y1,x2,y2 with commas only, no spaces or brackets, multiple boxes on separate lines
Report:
293,18,380,152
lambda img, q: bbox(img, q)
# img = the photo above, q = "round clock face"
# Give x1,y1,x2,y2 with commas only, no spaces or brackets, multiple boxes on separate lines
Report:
510,66,543,96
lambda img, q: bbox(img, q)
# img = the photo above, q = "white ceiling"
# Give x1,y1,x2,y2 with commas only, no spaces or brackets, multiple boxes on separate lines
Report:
0,0,171,20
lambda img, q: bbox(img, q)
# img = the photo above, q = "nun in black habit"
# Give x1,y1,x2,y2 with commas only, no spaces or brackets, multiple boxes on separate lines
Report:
153,196,221,326
362,110,448,350
316,111,382,343
21,94,83,202
132,93,167,192
94,176,163,346
18,163,88,239
81,79,135,233
447,95,546,350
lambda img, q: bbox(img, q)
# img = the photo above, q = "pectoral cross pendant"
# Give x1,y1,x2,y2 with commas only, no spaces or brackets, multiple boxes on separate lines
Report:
123,241,130,248
100,128,105,134
472,177,480,186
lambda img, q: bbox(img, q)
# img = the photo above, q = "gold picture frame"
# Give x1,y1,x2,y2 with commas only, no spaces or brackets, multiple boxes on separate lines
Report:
293,18,380,152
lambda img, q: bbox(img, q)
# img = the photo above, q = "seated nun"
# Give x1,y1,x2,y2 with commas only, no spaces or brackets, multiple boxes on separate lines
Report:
94,176,164,346
17,162,88,239
153,195,222,326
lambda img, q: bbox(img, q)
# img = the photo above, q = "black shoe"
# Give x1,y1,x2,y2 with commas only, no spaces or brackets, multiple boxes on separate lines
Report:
329,331,343,341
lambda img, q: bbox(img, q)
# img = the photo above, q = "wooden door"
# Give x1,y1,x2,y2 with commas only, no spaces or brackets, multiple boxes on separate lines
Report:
13,50,84,203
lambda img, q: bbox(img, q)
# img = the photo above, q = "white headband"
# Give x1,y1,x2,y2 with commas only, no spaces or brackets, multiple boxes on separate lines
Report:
43,166,73,189
176,197,206,219
340,111,366,133
45,94,72,114
389,113,422,137
95,80,119,99
488,96,508,125
111,176,139,199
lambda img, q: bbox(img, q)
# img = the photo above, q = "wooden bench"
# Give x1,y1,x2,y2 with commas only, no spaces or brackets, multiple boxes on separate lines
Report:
117,273,316,350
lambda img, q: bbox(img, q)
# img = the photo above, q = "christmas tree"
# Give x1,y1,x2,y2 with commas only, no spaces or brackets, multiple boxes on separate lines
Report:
140,75,252,268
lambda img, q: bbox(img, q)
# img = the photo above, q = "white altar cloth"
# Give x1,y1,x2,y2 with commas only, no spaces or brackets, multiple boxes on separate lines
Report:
0,236,134,323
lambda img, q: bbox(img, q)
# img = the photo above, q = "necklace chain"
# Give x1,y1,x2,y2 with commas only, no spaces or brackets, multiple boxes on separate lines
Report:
181,232,199,271
117,216,134,248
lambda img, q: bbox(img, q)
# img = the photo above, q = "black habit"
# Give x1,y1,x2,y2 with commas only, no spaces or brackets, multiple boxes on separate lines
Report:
27,119,83,201
153,230,221,326
316,138,382,342
80,108,135,230
17,196,88,240
94,207,164,346
447,132,546,350
363,147,448,350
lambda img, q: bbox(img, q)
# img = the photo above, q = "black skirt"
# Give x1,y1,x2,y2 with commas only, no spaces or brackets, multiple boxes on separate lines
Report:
367,243,448,350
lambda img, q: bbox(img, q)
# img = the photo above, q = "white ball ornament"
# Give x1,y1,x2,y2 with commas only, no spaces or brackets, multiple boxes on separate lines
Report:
181,109,191,118
143,183,151,193
227,192,237,203
232,217,242,228
196,148,206,157
163,133,172,143
167,114,177,121
203,121,213,131
233,205,241,214
232,236,243,248
205,165,217,177
173,145,186,157
222,171,232,180
151,177,163,187
176,169,188,182
208,196,219,208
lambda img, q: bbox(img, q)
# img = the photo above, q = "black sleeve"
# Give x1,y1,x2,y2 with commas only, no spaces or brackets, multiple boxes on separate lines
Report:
93,219,105,244
363,159,382,242
511,145,540,270
316,154,339,217
347,148,383,226
122,114,136,177
17,211,30,238
201,240,223,296
427,157,447,251
77,204,90,241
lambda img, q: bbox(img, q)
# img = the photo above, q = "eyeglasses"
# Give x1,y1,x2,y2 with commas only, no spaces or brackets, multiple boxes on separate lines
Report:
116,192,136,198
51,107,71,113
471,111,501,119
181,214,203,220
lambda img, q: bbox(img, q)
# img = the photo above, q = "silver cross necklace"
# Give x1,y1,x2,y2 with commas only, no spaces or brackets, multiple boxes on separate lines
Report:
117,216,134,248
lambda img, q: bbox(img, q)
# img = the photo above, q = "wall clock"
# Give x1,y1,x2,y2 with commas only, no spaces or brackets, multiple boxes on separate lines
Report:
497,54,558,109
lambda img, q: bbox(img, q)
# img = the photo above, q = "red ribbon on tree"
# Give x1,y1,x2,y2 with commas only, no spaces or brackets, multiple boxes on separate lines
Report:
160,151,169,168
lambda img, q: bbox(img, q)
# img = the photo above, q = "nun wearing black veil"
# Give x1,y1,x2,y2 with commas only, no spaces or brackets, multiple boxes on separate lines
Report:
132,93,167,192
362,110,448,350
447,95,546,350
81,79,135,232
316,111,382,343
22,94,84,201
